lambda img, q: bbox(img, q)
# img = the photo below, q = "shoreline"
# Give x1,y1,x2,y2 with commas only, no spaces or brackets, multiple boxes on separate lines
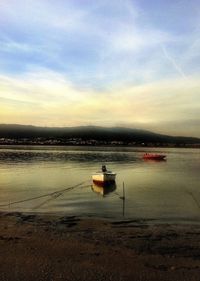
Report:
1,210,200,225
1,144,200,148
1,211,200,281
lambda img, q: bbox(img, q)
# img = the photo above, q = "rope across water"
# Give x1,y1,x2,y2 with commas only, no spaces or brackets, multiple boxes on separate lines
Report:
0,181,91,208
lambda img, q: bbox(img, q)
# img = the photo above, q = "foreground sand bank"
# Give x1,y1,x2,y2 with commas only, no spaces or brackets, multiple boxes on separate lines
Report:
1,212,200,281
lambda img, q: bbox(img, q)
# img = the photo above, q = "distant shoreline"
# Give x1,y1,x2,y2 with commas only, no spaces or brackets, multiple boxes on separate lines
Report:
1,124,200,148
0,143,200,148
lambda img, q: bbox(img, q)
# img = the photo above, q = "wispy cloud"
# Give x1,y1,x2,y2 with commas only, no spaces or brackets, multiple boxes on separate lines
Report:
161,45,187,79
0,0,178,87
0,69,200,136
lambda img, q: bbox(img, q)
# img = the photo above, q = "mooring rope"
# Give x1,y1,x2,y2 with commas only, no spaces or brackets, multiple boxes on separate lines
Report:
0,181,90,208
187,191,200,211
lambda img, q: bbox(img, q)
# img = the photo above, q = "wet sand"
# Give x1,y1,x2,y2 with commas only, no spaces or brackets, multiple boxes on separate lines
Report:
1,212,200,281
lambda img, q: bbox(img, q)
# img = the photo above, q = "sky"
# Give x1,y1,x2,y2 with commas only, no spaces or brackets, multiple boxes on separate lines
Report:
0,0,200,137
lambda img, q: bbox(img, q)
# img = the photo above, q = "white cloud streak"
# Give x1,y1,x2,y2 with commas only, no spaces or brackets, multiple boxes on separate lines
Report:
0,70,200,136
161,45,187,79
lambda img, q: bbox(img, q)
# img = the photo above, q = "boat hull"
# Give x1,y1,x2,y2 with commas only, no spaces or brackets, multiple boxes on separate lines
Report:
143,154,166,160
92,172,116,183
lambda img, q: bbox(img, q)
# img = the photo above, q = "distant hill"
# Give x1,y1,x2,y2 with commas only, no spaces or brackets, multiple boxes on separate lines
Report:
0,124,200,146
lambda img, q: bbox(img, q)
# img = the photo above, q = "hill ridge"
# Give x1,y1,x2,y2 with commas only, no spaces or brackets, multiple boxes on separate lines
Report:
0,124,200,146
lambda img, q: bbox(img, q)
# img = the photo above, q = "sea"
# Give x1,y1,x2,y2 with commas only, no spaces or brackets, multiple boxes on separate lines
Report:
0,145,200,223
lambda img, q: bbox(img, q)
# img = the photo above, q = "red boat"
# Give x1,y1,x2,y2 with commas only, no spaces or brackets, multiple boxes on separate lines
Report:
143,153,166,160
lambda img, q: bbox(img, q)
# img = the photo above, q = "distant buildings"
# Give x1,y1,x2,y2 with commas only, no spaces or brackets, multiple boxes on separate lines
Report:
0,137,200,148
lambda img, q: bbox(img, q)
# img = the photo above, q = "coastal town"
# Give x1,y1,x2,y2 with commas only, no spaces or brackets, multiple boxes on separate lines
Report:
0,137,200,147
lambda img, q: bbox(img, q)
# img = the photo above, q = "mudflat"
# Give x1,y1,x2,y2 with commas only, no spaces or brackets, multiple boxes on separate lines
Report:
1,212,200,281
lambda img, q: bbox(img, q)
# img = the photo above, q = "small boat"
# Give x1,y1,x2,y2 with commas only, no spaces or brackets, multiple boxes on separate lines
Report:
92,165,116,184
143,153,166,161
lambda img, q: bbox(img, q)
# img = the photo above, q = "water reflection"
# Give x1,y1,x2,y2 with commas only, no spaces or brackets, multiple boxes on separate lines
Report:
143,158,167,163
91,182,116,196
0,150,137,164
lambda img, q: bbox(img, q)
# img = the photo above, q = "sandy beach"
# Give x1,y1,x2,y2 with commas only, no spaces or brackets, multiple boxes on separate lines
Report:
0,212,200,281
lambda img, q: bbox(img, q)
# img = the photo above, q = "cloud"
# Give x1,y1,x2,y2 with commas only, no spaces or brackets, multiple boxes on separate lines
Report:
0,0,177,88
161,45,187,79
0,69,200,136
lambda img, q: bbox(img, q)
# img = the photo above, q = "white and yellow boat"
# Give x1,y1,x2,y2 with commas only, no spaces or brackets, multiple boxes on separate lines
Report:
92,165,116,184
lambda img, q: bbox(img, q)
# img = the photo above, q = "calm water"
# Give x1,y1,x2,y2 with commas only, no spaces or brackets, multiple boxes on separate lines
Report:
0,145,200,222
